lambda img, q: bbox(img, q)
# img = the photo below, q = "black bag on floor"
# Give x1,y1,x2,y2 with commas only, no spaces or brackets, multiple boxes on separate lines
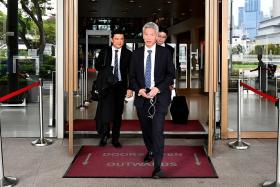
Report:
170,96,189,124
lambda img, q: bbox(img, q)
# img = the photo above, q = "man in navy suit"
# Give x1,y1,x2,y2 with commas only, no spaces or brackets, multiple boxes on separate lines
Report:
156,27,174,56
95,30,132,148
157,27,176,90
130,22,175,178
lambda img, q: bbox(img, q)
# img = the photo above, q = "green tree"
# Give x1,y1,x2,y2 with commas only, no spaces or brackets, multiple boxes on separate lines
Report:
267,44,275,54
0,0,53,55
236,44,243,54
44,16,55,44
0,11,6,41
255,45,263,55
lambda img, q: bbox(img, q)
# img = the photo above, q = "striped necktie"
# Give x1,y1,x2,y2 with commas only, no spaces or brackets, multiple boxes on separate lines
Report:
114,50,119,81
145,50,152,88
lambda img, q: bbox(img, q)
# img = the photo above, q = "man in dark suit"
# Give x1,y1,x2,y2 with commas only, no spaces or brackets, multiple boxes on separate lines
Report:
130,22,175,178
95,30,132,148
157,27,176,90
156,27,174,56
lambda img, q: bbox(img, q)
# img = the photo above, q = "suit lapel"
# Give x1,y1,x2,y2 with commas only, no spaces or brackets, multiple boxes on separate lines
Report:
107,47,112,66
139,47,145,86
120,48,125,74
154,45,160,80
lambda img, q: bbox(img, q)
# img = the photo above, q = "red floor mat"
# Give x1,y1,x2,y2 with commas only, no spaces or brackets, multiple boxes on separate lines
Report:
65,119,205,132
64,145,217,178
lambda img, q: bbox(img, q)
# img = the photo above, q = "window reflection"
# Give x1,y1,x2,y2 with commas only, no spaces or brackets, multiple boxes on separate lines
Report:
229,0,280,96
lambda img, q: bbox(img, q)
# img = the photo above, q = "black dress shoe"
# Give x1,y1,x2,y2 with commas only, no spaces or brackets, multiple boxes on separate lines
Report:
99,136,108,146
112,141,122,148
144,151,153,163
152,168,165,179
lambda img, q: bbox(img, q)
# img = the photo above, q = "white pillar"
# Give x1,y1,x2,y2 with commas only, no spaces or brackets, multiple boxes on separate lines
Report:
56,0,64,139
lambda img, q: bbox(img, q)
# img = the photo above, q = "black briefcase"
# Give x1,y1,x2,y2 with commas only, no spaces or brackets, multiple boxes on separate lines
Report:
170,96,189,124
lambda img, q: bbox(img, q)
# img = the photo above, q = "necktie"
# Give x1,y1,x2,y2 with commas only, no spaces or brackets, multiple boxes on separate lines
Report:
145,50,152,88
114,50,119,81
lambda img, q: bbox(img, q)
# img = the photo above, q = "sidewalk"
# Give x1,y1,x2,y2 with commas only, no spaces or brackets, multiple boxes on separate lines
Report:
1,138,276,187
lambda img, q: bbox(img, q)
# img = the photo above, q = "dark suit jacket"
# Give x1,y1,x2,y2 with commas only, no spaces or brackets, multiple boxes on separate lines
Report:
95,46,132,133
129,45,175,112
165,44,176,81
95,46,132,92
165,43,174,56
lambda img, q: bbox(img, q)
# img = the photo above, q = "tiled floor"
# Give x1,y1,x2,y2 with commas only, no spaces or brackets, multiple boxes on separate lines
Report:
0,91,56,137
1,138,277,187
0,79,279,186
228,91,278,132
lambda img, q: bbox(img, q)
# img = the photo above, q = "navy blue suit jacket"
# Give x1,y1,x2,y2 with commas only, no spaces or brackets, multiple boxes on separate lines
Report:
129,45,175,111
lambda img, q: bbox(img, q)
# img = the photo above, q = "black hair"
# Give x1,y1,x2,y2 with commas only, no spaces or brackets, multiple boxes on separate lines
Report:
111,29,124,38
158,27,168,35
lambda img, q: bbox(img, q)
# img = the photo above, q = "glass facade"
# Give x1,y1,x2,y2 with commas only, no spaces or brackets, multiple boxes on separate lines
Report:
229,0,280,131
0,0,57,137
2,0,279,138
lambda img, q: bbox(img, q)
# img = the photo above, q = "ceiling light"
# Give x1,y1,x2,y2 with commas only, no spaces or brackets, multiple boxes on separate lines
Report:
166,1,172,4
129,0,135,3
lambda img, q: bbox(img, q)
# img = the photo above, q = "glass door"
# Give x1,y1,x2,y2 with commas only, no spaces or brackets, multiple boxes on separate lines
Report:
0,0,57,137
227,0,279,137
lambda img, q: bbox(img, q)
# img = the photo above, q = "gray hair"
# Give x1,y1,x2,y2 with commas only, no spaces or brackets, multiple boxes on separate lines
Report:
142,22,159,33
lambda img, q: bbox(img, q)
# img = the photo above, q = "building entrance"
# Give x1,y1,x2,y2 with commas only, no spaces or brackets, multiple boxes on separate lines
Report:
64,0,221,156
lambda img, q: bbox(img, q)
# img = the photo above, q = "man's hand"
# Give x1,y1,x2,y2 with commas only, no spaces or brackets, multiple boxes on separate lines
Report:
126,89,133,98
139,88,149,98
147,87,159,99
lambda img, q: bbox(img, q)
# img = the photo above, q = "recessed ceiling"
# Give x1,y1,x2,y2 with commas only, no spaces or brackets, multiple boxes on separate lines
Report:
79,0,205,27
78,0,206,41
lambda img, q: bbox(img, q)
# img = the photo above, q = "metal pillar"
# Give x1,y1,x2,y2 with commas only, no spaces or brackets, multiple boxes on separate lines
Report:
260,67,262,91
79,68,85,111
228,79,250,149
186,44,188,88
276,78,278,98
7,0,19,104
32,79,53,146
48,71,55,127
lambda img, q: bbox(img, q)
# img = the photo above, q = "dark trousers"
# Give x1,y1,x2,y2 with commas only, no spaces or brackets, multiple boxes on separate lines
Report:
136,99,165,170
101,82,125,142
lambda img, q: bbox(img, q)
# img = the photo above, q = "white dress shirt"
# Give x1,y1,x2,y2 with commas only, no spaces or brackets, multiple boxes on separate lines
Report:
111,46,122,81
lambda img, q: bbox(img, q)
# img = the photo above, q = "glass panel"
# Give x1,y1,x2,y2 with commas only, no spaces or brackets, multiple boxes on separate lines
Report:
0,0,57,137
0,3,7,98
228,0,279,132
176,43,204,89
77,0,206,128
87,34,110,68
167,43,176,87
178,43,187,88
190,46,200,88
